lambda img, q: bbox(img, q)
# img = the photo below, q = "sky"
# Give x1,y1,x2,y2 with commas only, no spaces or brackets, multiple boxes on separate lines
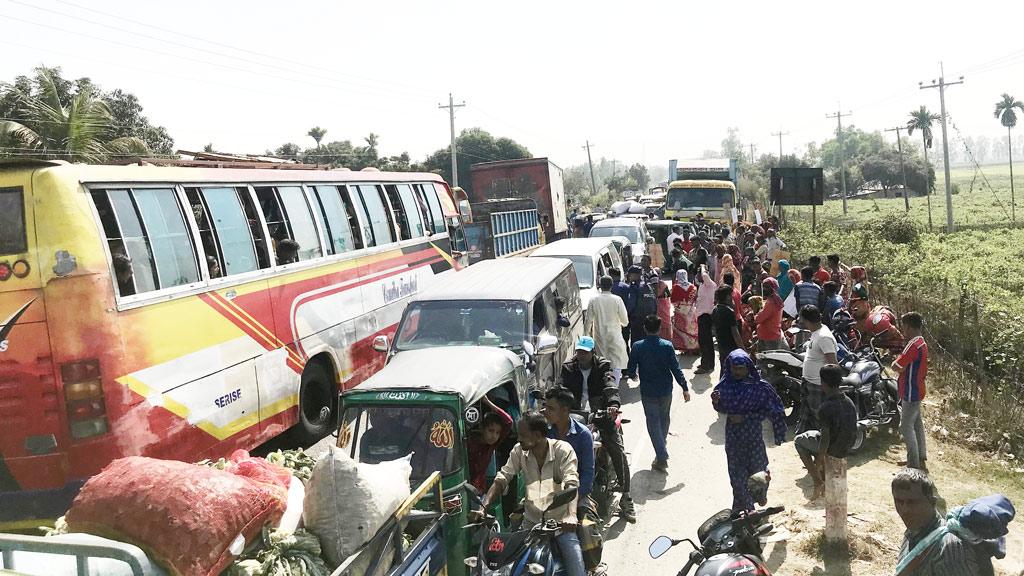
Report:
2,0,1023,171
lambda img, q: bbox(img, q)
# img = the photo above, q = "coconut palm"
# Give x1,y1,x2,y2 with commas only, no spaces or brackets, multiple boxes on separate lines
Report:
364,132,379,156
906,106,941,193
0,69,147,163
307,126,327,150
995,93,1024,223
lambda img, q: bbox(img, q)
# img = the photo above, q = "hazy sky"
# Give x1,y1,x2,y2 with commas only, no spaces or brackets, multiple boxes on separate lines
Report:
2,0,1023,170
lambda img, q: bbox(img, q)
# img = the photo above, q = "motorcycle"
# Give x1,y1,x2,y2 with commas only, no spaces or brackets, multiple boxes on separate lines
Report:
755,327,812,425
836,337,901,451
648,506,785,576
465,488,579,576
575,408,628,521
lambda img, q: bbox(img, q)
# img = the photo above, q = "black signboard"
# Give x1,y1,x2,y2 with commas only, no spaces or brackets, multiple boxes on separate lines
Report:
770,167,824,206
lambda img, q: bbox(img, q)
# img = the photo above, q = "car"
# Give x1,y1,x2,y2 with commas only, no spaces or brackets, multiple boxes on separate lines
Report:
528,238,625,312
587,217,652,265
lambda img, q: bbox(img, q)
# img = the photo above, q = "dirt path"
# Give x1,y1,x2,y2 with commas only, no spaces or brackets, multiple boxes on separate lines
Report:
603,358,1024,575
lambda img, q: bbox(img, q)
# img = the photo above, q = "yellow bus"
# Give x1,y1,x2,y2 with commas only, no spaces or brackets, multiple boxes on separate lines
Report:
0,160,465,528
664,179,737,222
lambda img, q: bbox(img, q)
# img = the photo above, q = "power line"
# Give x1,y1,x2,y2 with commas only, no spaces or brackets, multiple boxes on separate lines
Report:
919,63,963,233
770,130,789,161
826,108,852,215
883,126,911,211
438,94,465,187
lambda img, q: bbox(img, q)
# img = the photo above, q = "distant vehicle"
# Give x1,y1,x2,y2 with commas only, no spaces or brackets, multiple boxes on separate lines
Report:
468,158,569,244
665,158,739,222
382,258,584,393
462,198,542,265
528,238,624,312
588,217,652,265
0,160,465,530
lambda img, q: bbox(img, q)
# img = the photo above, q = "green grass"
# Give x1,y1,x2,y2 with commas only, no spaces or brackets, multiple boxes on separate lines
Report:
788,163,1024,230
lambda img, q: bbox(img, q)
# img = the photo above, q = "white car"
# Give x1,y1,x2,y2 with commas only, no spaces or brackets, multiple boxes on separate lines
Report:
528,238,624,312
588,217,652,265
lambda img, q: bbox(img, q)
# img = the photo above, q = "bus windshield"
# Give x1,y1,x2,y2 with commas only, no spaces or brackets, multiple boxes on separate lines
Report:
342,405,461,481
590,226,640,243
667,187,734,209
395,300,528,351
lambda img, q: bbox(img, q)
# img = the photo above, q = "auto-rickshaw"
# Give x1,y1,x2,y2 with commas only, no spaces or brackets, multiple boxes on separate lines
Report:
337,346,531,576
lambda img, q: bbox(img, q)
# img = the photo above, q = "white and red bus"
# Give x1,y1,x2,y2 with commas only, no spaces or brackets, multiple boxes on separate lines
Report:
0,160,466,528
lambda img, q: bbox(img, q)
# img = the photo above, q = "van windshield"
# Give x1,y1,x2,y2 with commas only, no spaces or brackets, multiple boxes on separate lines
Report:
395,300,528,351
341,405,461,481
590,225,640,243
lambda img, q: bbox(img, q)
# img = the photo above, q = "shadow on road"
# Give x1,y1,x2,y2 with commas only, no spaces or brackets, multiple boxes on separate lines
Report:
619,378,641,405
689,371,716,394
705,413,726,446
629,469,685,506
763,540,789,573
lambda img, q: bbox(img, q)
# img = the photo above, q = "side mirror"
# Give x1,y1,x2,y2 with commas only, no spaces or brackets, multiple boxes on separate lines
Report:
372,335,389,353
545,487,578,511
649,535,674,559
557,315,571,329
535,334,559,356
522,340,536,357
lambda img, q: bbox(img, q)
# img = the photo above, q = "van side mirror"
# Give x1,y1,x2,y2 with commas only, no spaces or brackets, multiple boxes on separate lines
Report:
535,334,559,356
372,335,389,353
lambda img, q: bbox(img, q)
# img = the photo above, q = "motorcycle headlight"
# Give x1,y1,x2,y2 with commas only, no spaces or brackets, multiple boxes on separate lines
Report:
464,557,479,568
527,563,546,574
482,566,513,576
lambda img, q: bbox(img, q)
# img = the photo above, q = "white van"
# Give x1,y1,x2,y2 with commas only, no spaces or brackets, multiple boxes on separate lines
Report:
528,238,624,313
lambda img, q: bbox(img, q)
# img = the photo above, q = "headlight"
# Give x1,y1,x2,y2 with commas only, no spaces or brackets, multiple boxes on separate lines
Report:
527,563,546,574
481,566,513,576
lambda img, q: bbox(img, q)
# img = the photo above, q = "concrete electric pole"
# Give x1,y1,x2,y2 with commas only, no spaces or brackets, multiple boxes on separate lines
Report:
583,140,598,194
885,126,911,211
750,143,757,164
920,63,964,233
439,93,466,187
771,130,789,163
826,109,852,215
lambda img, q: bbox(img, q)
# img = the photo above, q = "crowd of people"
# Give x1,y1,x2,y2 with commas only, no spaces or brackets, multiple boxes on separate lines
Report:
470,214,1012,576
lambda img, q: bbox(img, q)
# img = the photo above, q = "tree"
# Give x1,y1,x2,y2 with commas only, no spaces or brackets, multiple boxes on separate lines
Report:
307,126,327,150
906,106,941,194
0,68,148,163
302,140,354,167
627,163,650,191
420,128,530,192
274,143,301,160
103,89,174,155
995,93,1024,222
203,143,215,152
364,133,379,156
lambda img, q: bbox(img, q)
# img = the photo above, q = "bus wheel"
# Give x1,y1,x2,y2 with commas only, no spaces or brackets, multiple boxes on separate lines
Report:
292,361,336,446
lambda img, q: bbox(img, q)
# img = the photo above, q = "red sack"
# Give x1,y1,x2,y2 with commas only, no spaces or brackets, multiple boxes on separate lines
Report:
226,449,292,493
66,456,286,576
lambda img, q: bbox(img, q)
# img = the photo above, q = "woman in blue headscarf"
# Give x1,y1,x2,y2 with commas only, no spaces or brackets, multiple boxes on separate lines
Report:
712,349,788,513
775,259,794,302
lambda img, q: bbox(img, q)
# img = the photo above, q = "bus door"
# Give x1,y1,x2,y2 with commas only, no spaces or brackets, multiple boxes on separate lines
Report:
0,168,70,526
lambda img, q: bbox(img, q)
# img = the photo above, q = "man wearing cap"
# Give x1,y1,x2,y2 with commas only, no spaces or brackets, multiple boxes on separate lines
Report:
624,265,657,345
557,337,636,522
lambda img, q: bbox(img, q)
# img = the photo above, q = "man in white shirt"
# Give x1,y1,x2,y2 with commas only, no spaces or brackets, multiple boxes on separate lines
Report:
765,229,787,262
799,305,838,429
665,225,684,257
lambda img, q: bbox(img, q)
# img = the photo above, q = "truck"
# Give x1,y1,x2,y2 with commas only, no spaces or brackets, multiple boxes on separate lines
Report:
462,198,542,265
468,158,569,243
665,158,739,222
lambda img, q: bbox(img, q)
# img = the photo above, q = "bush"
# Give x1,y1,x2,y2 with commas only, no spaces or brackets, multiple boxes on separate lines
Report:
872,213,919,245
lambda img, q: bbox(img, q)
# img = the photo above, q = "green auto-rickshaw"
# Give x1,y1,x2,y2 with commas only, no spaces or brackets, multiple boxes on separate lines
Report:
337,346,531,576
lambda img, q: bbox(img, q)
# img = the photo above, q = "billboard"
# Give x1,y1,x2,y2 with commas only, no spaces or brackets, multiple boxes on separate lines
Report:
770,167,824,206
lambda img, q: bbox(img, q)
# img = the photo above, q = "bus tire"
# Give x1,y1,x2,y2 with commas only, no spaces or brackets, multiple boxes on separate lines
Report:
291,361,337,446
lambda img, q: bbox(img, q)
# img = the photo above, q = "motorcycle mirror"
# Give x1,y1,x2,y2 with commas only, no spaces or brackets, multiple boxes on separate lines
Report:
648,535,674,559
545,487,578,511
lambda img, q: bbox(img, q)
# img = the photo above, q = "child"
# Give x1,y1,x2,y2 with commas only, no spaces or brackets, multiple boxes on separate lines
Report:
891,312,929,471
467,397,513,493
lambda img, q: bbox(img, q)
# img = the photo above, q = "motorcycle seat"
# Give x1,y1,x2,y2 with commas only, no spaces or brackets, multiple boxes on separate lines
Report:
842,373,863,387
483,530,531,569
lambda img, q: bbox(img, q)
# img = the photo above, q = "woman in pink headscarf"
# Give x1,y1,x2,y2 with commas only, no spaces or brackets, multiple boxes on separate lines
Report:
718,253,741,286
655,279,673,341
670,270,699,354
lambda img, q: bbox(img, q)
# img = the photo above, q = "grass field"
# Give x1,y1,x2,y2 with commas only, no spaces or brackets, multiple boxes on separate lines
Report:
788,164,1024,230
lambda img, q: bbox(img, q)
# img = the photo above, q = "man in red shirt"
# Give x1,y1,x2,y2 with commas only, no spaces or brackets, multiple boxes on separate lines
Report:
466,397,513,492
754,277,787,351
891,312,928,471
809,256,831,285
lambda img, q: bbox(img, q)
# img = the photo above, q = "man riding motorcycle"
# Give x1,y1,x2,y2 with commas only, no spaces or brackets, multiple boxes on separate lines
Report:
557,337,637,523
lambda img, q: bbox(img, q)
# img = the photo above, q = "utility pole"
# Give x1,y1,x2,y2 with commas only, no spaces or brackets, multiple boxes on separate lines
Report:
920,63,963,233
438,93,466,187
885,126,911,211
749,143,757,164
826,109,853,215
583,140,598,195
771,130,789,163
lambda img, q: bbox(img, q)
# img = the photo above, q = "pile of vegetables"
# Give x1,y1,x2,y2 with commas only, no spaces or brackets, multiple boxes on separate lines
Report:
227,528,330,576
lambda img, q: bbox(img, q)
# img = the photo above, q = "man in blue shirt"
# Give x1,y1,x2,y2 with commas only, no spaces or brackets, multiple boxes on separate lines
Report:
794,266,824,317
625,315,690,473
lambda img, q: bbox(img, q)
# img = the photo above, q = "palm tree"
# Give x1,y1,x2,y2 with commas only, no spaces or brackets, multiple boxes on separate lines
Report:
307,126,327,151
0,69,147,163
364,132,379,156
907,105,941,231
995,93,1024,223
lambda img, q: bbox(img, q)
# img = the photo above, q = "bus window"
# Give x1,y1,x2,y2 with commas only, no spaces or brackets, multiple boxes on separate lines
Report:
91,188,199,296
0,187,27,255
189,187,261,276
383,185,411,241
254,186,323,264
312,185,360,254
417,183,446,234
355,185,395,247
396,184,426,238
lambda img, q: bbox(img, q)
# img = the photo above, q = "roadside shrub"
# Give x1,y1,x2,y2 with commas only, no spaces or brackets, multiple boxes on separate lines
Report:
872,213,919,245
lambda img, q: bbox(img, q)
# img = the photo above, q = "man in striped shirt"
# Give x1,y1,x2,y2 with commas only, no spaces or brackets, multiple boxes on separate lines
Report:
892,312,929,471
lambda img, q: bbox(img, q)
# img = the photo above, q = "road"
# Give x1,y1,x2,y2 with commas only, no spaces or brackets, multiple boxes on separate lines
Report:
600,355,790,575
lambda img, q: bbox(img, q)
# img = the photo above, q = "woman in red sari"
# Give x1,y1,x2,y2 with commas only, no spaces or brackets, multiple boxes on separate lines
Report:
655,279,673,341
670,270,699,354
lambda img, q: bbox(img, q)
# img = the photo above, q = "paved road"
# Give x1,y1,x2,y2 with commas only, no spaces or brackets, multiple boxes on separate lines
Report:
600,355,788,574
